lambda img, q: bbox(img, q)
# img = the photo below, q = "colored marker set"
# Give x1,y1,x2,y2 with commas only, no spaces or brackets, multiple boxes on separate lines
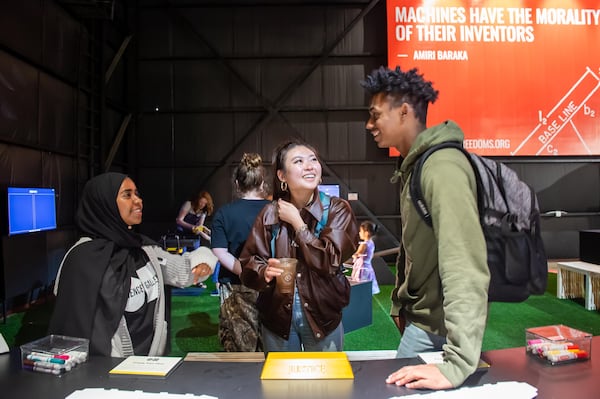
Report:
526,340,589,364
525,325,592,365
23,350,88,375
20,334,89,376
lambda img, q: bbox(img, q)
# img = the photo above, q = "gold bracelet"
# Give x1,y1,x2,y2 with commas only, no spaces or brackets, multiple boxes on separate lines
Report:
296,224,308,234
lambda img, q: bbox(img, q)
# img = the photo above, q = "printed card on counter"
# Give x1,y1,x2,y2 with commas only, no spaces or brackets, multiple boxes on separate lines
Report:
109,356,183,378
418,351,490,371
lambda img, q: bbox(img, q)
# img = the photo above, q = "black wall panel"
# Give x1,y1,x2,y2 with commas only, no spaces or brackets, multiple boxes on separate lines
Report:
41,153,77,227
42,2,80,82
137,114,175,166
535,163,600,213
174,114,235,164
138,62,174,112
0,51,39,144
38,73,76,152
174,61,232,109
0,146,43,185
0,1,43,64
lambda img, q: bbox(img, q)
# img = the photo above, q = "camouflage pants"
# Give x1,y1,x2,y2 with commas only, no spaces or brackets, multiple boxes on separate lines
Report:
218,283,262,352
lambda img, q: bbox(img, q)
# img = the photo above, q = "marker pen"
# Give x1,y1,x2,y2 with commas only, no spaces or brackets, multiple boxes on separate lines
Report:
23,364,67,375
23,359,72,372
547,350,588,362
28,352,59,360
539,344,579,355
26,354,65,364
526,339,544,350
529,342,575,353
65,350,88,363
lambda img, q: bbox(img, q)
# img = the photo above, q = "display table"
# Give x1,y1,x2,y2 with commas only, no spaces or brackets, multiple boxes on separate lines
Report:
342,279,372,333
1,337,600,398
556,261,600,310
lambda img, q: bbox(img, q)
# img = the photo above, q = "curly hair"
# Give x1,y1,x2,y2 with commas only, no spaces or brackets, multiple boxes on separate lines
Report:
360,66,439,124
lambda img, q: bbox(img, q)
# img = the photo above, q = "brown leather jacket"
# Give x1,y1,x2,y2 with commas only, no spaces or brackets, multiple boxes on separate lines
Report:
240,191,358,341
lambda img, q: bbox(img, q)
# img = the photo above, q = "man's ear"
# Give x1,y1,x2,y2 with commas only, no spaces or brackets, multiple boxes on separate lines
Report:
399,102,410,118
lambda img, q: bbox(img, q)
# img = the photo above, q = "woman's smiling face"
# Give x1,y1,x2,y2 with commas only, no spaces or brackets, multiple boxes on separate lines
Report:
116,177,143,227
278,145,322,194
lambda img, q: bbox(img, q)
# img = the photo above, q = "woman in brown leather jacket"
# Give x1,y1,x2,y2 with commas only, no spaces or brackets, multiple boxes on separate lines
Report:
240,139,359,352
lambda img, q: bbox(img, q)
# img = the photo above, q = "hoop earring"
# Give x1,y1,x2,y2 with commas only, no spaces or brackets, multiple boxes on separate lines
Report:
280,181,288,192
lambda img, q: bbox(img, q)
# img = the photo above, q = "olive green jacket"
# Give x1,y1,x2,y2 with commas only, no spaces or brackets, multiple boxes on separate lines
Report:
390,120,490,387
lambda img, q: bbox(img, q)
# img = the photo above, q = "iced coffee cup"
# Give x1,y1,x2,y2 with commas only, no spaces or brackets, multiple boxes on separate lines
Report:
276,258,298,294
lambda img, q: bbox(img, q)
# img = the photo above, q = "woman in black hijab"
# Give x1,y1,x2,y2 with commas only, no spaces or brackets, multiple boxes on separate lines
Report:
49,173,217,357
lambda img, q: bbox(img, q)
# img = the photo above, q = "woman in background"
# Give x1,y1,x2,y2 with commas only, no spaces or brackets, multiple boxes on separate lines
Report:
211,153,271,351
49,172,217,357
176,190,214,242
240,139,359,353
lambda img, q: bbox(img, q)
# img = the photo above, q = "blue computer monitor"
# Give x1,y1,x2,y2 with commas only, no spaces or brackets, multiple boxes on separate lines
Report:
318,184,340,198
7,187,57,235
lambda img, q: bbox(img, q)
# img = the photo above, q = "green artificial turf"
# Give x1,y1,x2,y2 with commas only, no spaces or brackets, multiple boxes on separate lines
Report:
4,271,600,356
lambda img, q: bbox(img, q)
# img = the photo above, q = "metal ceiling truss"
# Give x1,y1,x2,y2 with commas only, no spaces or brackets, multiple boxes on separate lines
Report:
163,0,397,246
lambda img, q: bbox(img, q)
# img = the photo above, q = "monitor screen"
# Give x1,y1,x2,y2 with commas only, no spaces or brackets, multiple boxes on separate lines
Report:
7,187,57,235
318,184,340,198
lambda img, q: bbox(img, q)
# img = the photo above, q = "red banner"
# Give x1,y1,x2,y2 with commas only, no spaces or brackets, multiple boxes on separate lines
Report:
387,0,600,156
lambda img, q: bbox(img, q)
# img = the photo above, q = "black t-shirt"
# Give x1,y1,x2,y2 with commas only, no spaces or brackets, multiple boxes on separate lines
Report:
211,198,270,284
124,250,158,355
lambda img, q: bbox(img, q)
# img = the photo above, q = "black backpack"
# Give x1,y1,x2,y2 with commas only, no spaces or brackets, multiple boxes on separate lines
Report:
410,141,548,302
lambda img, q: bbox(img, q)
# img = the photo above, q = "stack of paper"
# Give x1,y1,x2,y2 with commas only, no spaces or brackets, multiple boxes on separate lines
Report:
66,388,217,399
108,356,183,378
392,381,537,399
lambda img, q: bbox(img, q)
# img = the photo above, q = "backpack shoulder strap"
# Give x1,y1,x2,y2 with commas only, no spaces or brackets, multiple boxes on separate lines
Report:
270,224,279,258
53,237,93,295
410,141,478,227
269,201,280,258
315,191,330,237
270,192,331,257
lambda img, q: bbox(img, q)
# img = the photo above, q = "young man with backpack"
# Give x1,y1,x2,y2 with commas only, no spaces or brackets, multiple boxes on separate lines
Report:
361,66,490,390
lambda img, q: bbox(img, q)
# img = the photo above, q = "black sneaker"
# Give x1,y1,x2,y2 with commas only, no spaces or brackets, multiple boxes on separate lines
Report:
210,289,219,296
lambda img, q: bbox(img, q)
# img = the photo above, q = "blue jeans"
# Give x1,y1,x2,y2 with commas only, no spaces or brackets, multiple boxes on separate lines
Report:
262,288,344,353
396,322,447,358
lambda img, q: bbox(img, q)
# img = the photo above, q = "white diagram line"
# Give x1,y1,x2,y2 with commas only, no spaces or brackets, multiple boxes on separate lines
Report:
536,79,600,155
570,119,593,155
513,66,600,155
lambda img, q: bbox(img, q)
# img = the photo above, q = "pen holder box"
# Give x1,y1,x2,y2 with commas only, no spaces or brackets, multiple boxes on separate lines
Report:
20,334,89,375
526,324,592,365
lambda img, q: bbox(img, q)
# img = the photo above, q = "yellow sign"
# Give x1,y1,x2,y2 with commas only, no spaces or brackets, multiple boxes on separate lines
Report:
261,379,353,399
260,352,354,380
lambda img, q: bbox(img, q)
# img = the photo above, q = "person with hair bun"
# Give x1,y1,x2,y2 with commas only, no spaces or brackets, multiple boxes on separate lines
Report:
350,221,380,295
210,153,271,351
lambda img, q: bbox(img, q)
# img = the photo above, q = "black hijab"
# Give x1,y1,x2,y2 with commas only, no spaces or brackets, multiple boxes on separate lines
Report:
76,172,143,247
49,173,152,356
